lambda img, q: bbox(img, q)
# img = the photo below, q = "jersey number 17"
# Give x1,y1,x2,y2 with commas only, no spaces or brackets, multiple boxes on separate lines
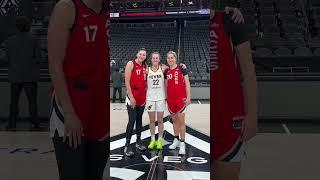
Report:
84,25,98,42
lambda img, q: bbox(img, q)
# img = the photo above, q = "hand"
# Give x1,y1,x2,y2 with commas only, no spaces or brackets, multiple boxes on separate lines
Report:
180,63,187,69
183,98,191,106
241,114,257,142
63,112,83,149
130,97,136,107
225,6,245,24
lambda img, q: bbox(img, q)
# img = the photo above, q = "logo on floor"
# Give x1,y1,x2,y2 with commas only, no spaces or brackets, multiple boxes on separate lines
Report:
110,121,210,180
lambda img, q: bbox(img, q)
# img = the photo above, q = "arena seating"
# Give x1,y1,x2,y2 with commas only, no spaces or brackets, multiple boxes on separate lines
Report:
1,0,320,83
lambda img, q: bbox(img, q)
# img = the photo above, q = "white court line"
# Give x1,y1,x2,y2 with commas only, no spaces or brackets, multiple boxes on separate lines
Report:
282,123,291,134
198,100,201,104
110,121,210,154
164,121,210,154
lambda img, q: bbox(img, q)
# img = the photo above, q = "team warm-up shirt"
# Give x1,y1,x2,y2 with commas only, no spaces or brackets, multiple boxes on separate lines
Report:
164,66,188,102
53,0,109,140
147,67,165,101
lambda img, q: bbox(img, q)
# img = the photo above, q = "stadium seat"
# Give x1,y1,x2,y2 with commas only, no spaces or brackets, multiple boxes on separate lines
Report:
314,48,320,56
262,15,276,24
281,15,299,24
274,47,293,56
294,47,313,56
244,15,256,24
255,48,274,57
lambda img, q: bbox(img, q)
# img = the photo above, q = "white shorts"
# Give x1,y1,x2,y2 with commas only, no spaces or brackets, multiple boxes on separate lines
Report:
146,100,165,112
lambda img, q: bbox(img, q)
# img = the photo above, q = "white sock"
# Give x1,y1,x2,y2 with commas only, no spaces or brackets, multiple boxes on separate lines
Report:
151,135,155,141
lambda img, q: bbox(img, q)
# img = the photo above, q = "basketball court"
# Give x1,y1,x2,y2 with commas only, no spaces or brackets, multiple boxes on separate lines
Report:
0,101,319,180
110,102,210,180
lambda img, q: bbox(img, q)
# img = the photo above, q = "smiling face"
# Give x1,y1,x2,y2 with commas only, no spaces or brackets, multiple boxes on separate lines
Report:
137,50,147,63
151,53,160,67
167,52,177,67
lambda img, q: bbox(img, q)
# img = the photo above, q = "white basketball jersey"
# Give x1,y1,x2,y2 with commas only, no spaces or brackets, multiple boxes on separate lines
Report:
147,66,165,101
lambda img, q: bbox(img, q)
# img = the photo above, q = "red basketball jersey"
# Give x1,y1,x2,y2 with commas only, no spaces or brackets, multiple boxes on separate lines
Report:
210,12,245,160
62,0,110,140
165,66,187,102
130,60,147,106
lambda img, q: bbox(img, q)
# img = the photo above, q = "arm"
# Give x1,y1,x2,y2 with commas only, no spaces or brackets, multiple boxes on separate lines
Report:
225,7,245,24
161,64,168,71
184,75,191,105
124,61,135,106
235,41,257,141
164,70,168,99
164,79,168,99
48,0,82,148
48,0,75,115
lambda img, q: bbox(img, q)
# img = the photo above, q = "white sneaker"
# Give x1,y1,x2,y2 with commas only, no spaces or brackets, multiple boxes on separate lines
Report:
179,142,186,155
169,138,180,150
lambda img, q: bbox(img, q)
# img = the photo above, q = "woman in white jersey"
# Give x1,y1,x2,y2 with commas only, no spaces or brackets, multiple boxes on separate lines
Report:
146,52,167,150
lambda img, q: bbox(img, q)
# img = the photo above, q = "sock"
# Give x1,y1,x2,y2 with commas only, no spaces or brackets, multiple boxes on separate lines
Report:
137,136,141,143
180,139,185,142
158,135,163,141
175,136,179,140
151,135,155,141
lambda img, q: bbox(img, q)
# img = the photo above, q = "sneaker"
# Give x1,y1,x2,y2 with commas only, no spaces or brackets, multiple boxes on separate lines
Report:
148,139,156,150
169,138,180,150
124,146,134,157
156,138,163,150
179,142,186,155
136,141,146,151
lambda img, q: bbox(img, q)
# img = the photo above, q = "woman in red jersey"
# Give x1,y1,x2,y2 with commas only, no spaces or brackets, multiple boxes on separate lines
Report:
124,48,148,157
48,0,109,179
211,4,258,180
164,51,191,155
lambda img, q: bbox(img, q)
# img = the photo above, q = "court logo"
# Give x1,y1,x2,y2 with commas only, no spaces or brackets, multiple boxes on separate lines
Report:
110,121,210,180
0,0,21,16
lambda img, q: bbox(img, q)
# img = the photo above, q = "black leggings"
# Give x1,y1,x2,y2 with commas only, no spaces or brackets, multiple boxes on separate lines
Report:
52,131,109,180
125,105,145,143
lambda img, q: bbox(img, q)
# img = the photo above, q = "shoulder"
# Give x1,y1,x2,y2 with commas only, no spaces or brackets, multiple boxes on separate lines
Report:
53,0,75,13
179,66,188,75
223,14,248,46
50,0,75,28
163,68,169,75
126,61,134,70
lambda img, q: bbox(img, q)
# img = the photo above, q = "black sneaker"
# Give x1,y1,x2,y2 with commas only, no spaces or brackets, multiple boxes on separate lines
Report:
136,141,146,151
124,146,134,157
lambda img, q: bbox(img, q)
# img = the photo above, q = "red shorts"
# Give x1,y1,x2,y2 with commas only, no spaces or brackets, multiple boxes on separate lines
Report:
132,89,146,106
67,80,109,140
167,99,186,114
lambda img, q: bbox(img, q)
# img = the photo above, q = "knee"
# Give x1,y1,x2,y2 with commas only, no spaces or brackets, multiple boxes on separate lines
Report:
150,118,155,123
157,119,164,125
